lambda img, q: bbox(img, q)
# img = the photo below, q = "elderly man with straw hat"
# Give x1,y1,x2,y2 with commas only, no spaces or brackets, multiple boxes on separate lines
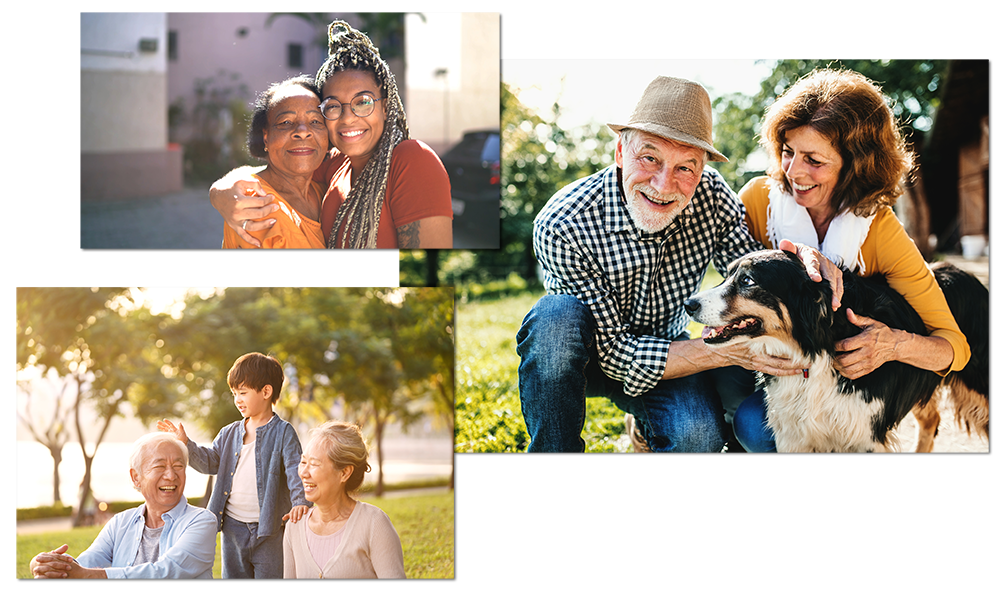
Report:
516,76,842,452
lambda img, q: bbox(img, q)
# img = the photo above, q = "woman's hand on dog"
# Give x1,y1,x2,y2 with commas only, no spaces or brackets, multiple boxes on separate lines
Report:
833,309,897,378
779,239,843,311
834,308,954,378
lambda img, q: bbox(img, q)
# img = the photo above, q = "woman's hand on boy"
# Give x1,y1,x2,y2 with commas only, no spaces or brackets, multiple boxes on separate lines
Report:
156,419,190,445
283,504,310,524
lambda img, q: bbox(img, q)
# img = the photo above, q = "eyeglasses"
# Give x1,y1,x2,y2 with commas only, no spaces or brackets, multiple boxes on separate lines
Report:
319,93,383,121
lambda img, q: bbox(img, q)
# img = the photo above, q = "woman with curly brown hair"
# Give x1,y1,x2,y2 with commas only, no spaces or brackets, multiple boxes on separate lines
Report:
211,20,453,249
727,68,970,451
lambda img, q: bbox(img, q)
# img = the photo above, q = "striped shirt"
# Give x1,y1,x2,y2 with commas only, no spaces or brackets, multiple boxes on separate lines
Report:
533,164,761,397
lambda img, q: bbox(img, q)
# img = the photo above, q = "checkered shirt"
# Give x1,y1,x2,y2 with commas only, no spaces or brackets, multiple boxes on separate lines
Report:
533,164,762,397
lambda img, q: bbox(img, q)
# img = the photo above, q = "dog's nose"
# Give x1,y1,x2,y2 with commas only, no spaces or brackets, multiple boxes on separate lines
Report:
684,298,700,315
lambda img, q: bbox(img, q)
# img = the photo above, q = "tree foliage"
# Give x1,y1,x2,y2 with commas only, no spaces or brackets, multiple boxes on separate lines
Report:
16,288,169,524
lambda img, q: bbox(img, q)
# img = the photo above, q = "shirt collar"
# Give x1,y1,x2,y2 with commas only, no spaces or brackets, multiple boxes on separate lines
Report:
132,495,188,526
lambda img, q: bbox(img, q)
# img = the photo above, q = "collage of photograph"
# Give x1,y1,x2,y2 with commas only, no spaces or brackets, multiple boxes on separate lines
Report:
10,6,997,588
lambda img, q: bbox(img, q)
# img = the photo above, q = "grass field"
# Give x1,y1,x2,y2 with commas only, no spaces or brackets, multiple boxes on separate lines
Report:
17,490,454,579
455,266,723,453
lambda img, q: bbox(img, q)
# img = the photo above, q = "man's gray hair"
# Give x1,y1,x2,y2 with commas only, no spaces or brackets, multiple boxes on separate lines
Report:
129,432,189,474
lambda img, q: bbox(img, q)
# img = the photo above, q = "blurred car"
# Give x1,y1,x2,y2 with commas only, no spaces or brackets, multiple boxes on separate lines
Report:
441,129,500,248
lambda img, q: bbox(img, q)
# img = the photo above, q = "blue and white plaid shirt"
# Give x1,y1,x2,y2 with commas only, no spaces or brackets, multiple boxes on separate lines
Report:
534,164,762,397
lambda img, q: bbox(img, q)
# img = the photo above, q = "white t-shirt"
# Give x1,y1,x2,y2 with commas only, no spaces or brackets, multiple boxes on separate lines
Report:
224,441,260,523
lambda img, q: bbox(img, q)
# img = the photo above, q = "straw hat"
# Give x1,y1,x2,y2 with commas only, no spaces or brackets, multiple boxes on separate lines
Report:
608,76,727,162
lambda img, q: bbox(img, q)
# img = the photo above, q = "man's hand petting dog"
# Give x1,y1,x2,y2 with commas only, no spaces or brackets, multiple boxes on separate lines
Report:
700,326,807,376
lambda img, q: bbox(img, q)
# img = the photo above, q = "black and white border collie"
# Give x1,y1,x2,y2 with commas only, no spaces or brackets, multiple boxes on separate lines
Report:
684,249,988,452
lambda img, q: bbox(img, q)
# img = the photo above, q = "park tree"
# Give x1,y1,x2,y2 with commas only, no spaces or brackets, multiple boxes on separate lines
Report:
366,288,455,488
17,370,75,506
16,288,169,526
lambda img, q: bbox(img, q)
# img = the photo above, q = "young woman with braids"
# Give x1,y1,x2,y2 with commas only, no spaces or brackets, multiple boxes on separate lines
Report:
210,20,453,249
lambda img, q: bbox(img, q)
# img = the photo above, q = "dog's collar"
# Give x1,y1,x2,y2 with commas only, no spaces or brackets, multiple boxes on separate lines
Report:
802,369,810,379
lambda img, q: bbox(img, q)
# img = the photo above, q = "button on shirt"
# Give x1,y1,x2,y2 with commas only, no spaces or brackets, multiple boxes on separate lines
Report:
75,496,216,578
533,164,761,397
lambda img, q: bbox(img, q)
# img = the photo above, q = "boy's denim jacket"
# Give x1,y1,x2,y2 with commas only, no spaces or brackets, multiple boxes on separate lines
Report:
186,413,308,538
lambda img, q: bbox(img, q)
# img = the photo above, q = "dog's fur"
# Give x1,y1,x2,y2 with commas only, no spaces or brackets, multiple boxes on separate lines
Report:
685,250,988,452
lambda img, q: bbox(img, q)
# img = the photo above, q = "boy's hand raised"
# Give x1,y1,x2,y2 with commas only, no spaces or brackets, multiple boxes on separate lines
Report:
156,419,190,445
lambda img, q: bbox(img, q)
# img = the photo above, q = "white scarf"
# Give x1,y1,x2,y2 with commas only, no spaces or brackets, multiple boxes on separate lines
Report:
765,180,874,273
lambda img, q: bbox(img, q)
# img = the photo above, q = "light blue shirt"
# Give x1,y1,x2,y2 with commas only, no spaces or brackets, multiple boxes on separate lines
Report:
76,496,217,579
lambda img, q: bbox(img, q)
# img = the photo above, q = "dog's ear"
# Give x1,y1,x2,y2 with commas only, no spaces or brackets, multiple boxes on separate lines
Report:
788,278,834,358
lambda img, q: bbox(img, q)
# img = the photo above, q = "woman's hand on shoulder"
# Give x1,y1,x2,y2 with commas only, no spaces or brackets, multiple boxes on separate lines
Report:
209,167,278,248
282,504,310,524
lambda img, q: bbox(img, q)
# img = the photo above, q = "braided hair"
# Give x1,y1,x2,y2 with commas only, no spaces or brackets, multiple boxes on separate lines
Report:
316,20,409,249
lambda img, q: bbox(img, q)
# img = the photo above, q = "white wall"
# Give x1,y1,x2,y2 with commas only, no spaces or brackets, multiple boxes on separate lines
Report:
405,13,500,151
166,13,323,144
81,13,168,153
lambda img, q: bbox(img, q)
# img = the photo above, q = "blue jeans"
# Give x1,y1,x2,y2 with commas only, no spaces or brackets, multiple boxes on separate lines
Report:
516,294,725,452
221,517,284,578
732,387,777,453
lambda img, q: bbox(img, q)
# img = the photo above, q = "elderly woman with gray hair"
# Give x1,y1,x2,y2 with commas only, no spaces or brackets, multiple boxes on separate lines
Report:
28,433,217,579
283,421,405,578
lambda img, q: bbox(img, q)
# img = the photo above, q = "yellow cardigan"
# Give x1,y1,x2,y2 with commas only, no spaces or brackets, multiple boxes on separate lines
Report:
739,176,970,374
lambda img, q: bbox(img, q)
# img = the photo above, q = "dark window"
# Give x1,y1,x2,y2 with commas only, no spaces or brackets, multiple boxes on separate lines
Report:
168,30,178,61
288,43,303,68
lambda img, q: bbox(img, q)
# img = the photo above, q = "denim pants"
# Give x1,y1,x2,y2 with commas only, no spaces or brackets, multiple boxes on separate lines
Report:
221,516,284,578
516,294,725,452
731,387,777,453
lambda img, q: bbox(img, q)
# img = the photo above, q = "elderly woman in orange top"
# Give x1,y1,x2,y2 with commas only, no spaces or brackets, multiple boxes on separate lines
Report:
212,20,453,249
222,75,328,249
726,68,971,452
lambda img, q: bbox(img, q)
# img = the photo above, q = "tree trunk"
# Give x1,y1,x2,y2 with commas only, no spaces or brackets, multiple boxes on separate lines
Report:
73,455,95,528
50,446,63,505
200,475,214,508
424,250,440,287
374,416,385,497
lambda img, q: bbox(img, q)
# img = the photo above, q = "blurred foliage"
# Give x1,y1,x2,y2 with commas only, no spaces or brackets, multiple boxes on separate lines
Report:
17,288,174,523
169,70,255,183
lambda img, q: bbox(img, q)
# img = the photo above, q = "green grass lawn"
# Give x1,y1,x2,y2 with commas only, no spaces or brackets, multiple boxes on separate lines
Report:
17,490,454,579
455,266,723,453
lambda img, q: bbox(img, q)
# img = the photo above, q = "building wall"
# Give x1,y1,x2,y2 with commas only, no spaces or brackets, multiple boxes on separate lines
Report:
166,13,323,145
81,13,181,201
404,13,500,154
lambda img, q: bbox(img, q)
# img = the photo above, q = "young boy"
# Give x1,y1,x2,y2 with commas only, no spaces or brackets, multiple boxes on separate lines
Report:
158,352,309,578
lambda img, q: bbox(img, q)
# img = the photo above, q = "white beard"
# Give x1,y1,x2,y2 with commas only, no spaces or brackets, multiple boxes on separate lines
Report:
624,184,687,233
